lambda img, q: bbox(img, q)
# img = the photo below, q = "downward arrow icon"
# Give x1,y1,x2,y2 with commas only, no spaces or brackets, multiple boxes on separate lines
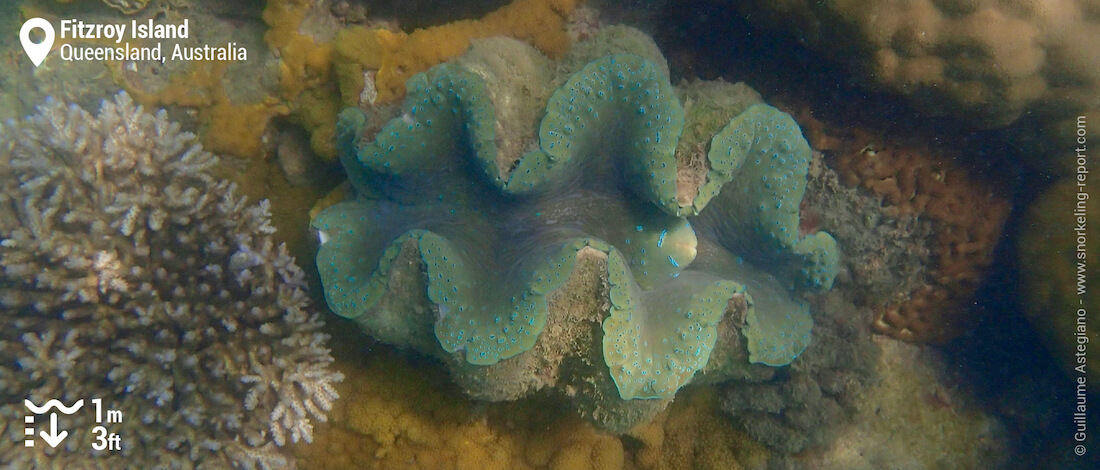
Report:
39,413,67,448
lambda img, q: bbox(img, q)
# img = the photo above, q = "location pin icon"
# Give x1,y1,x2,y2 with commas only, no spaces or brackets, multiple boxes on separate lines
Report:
20,18,55,67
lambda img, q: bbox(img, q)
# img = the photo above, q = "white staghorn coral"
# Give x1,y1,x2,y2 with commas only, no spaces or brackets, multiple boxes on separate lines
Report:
0,92,342,469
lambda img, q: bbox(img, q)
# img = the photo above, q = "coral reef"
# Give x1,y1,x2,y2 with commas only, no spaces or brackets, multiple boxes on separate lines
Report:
90,0,588,275
827,127,1009,343
714,109,1006,461
721,292,878,455
294,338,772,470
115,0,584,162
344,0,513,31
728,0,1100,173
333,0,584,105
292,342,630,470
1019,179,1099,383
313,27,838,431
718,289,1007,467
102,0,148,14
115,0,296,160
86,0,341,278
0,93,342,468
0,0,1037,467
801,339,1008,469
801,151,934,310
628,387,769,470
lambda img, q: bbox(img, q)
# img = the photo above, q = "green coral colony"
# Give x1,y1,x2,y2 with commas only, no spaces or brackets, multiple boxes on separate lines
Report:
313,28,839,402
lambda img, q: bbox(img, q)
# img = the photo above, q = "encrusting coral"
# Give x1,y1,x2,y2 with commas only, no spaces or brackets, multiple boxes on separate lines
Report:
798,148,935,315
832,130,1008,343
293,340,771,470
0,93,342,469
721,292,878,456
784,103,1007,343
112,0,585,163
292,343,631,470
333,0,584,105
313,26,839,431
629,387,770,470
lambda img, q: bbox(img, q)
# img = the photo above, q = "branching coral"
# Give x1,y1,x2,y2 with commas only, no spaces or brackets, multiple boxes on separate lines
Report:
0,93,342,468
313,27,838,431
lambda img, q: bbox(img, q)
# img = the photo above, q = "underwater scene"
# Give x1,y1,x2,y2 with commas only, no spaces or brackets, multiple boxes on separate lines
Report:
0,0,1097,469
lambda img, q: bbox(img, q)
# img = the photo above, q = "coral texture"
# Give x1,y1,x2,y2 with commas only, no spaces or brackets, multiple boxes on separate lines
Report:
313,27,838,430
102,0,148,14
292,344,630,470
722,292,878,455
295,340,775,470
803,339,1008,469
333,0,584,104
628,387,770,470
799,149,934,312
789,103,1008,344
730,0,1100,173
0,93,342,468
832,130,1008,343
117,0,583,163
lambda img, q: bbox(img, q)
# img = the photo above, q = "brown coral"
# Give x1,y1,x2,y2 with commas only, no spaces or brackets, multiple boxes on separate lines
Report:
729,0,1100,174
829,129,1009,343
731,0,1100,127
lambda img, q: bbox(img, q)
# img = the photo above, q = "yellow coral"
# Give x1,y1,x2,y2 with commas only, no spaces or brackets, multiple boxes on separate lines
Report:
111,0,582,161
293,328,772,470
116,58,291,159
114,0,333,160
292,341,534,469
262,0,333,100
628,388,768,470
302,348,613,469
334,0,583,104
523,415,624,470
